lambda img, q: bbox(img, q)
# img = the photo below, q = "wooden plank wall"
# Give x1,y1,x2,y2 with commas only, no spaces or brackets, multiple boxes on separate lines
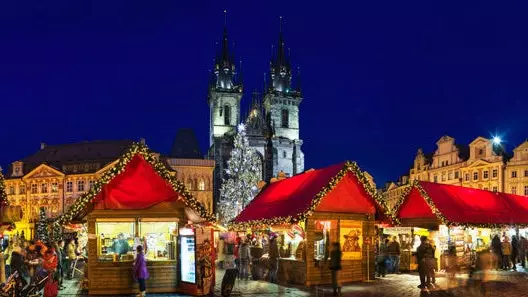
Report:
305,212,375,286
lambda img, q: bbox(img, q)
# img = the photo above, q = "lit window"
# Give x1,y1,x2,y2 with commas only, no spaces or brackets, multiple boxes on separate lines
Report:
198,179,205,191
493,186,498,192
8,186,15,195
19,185,26,194
512,171,518,178
77,180,85,192
89,180,95,190
51,183,58,193
512,186,517,195
41,183,48,193
66,181,73,193
31,184,38,194
441,174,446,182
473,172,478,180
492,169,498,178
465,174,469,181
186,179,193,191
448,172,453,180
483,171,489,179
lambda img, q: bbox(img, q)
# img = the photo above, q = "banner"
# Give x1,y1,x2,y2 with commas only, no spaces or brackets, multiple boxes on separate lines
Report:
340,220,362,260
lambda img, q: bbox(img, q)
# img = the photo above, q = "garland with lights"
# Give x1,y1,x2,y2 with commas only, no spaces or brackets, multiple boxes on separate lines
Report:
0,171,9,207
392,180,526,229
230,161,386,230
56,142,215,225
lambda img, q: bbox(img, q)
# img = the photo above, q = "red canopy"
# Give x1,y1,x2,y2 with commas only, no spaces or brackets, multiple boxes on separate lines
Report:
233,161,383,227
396,181,528,226
93,155,180,210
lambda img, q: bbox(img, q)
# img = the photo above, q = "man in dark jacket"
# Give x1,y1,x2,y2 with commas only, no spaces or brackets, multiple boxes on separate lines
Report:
54,240,65,289
376,238,389,277
330,243,342,296
387,237,401,274
268,234,280,283
491,235,502,270
416,236,429,289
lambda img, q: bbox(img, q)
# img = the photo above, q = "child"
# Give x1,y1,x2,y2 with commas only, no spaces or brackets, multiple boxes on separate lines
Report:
133,245,149,297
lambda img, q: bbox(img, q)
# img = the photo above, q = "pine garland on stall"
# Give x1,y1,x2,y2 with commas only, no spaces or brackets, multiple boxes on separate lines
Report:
36,207,50,243
218,123,262,224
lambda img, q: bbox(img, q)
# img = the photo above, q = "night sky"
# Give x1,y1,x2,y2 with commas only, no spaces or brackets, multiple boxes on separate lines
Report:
1,1,528,186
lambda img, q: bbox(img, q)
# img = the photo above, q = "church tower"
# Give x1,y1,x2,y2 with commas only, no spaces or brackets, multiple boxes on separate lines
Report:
263,18,304,177
208,20,243,146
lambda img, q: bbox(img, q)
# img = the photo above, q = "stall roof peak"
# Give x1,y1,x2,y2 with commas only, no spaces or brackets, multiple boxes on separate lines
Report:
57,142,215,225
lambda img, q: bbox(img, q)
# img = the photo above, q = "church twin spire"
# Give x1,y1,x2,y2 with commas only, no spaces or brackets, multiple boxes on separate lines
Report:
211,10,242,92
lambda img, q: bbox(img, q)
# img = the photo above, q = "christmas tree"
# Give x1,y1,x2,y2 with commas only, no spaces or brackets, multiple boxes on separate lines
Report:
218,124,262,223
52,221,63,242
35,207,49,243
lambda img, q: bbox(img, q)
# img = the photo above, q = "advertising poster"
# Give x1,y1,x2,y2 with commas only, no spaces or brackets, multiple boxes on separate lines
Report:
340,220,363,260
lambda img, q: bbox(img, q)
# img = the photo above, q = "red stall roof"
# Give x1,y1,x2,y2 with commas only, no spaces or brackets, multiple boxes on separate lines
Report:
232,161,388,228
57,142,214,224
395,181,528,227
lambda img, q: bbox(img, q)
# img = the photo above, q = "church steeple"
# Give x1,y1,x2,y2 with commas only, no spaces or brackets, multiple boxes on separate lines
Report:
269,16,293,93
211,10,242,92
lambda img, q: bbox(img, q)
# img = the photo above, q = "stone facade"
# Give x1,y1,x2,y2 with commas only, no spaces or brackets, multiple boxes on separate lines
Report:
505,141,528,196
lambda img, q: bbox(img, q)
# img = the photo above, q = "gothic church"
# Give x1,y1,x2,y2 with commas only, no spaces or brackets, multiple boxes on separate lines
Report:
208,21,305,201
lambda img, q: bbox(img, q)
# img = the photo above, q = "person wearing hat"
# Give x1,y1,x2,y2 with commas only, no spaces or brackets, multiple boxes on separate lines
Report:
342,230,361,252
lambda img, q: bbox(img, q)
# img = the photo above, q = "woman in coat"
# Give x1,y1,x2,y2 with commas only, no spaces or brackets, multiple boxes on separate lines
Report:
133,245,149,297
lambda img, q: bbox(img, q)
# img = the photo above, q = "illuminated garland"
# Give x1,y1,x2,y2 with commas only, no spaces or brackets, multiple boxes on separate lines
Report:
56,142,215,225
0,171,8,207
393,180,527,229
229,161,385,230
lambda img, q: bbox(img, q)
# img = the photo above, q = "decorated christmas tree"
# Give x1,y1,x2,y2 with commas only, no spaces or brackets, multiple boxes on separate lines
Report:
51,221,63,243
218,124,262,223
35,207,49,243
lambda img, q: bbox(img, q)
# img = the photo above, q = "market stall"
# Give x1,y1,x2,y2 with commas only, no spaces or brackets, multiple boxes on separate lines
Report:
56,143,216,296
392,180,528,271
232,161,387,286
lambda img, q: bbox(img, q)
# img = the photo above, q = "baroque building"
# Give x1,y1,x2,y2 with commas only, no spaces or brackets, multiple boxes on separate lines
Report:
208,21,304,204
460,137,504,192
505,141,528,196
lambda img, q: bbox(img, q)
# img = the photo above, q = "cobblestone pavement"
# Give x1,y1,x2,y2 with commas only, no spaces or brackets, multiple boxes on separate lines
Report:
58,269,528,297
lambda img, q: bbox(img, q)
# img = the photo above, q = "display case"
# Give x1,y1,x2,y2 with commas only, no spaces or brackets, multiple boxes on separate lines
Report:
140,221,178,261
96,221,135,262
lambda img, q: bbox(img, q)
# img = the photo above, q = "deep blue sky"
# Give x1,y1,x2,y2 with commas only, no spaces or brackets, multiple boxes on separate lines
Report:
1,0,528,186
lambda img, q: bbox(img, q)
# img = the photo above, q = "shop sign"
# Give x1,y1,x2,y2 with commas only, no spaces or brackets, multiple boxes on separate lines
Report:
180,228,195,236
340,220,363,260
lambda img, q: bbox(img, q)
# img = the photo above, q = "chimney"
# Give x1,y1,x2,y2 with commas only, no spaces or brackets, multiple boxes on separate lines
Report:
140,138,146,145
40,142,46,150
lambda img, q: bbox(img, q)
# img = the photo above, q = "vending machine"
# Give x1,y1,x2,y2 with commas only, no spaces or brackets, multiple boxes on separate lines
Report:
179,228,196,284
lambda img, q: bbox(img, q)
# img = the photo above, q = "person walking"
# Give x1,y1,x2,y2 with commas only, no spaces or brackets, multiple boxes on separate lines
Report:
511,235,519,271
329,243,342,296
4,241,13,280
238,239,250,280
64,239,76,279
133,245,149,297
387,236,401,274
416,236,429,289
54,240,66,289
501,236,512,270
268,233,279,283
376,238,388,278
491,235,502,270
520,236,528,268
425,239,436,286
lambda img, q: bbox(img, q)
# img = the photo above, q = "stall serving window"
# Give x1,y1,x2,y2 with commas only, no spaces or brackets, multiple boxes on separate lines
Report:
313,220,337,261
140,220,178,261
97,221,135,262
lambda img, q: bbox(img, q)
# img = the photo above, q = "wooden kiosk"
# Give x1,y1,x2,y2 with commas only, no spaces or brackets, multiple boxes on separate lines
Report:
232,161,388,286
56,143,216,296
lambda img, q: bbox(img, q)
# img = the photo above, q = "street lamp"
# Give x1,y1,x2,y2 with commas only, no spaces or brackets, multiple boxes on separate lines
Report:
493,136,501,145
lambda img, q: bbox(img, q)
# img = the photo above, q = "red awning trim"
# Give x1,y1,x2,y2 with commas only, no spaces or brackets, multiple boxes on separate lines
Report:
231,161,389,229
394,180,528,228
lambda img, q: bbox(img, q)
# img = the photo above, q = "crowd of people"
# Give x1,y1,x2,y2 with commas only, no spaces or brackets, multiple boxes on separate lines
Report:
490,234,528,271
1,235,85,293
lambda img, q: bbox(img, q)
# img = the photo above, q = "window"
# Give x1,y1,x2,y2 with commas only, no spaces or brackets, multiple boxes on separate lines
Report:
314,220,337,261
465,174,470,181
8,186,15,195
77,180,85,192
19,185,26,195
512,186,517,195
140,221,178,261
66,181,73,193
283,151,287,158
454,171,459,179
525,186,528,196
483,187,488,191
96,221,135,262
186,179,193,191
51,183,58,193
198,179,205,191
493,186,498,192
31,184,38,194
512,171,518,178
492,169,498,178
448,172,453,180
525,170,528,177
445,160,449,166
441,174,446,182
434,175,438,183
483,170,489,179
473,172,478,180
89,180,95,190
281,109,289,128
224,105,231,126
478,149,484,155
41,183,48,193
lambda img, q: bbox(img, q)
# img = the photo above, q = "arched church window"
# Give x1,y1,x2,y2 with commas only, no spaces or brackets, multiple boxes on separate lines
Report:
281,109,289,128
224,105,231,125
198,179,205,191
186,178,193,191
